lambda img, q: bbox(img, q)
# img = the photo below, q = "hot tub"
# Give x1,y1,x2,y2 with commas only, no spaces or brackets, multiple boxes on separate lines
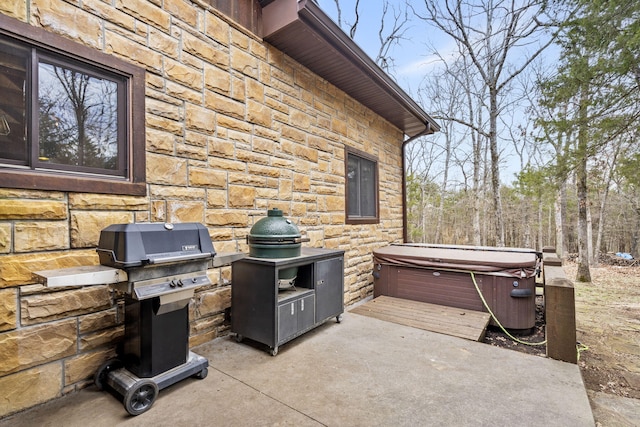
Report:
372,244,541,330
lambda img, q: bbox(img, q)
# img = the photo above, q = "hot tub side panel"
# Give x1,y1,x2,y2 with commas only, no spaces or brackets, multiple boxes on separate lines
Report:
394,266,485,312
487,274,536,330
373,264,535,330
373,263,392,298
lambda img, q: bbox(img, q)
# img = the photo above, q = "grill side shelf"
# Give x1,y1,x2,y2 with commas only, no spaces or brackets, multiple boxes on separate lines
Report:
33,265,128,287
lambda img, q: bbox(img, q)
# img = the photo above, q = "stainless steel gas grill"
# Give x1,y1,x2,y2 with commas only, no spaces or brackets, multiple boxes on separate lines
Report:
34,222,218,416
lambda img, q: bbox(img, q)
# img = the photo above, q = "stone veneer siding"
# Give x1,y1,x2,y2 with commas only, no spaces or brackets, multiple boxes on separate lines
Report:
0,0,404,417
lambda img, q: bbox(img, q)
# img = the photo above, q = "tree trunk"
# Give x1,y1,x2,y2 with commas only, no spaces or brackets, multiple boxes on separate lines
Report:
472,133,482,246
576,84,591,282
577,177,591,281
587,204,594,265
523,208,532,248
560,180,569,259
537,197,543,250
489,88,505,246
470,78,482,246
555,194,563,257
594,145,619,266
421,185,427,243
546,204,552,250
435,138,451,244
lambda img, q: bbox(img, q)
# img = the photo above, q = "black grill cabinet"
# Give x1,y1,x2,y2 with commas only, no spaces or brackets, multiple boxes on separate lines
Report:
123,297,190,378
95,222,214,415
231,247,344,356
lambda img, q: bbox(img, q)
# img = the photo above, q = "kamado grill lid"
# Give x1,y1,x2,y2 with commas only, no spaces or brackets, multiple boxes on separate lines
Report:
247,209,308,258
248,208,301,243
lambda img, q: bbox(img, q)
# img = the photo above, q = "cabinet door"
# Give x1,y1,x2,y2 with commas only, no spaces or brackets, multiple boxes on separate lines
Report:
298,294,315,332
278,294,316,344
278,301,298,343
315,257,344,322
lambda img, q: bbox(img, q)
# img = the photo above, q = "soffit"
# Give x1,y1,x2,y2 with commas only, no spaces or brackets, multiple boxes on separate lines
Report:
261,0,439,138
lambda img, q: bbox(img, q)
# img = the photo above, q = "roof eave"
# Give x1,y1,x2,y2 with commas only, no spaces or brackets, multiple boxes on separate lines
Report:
262,0,440,138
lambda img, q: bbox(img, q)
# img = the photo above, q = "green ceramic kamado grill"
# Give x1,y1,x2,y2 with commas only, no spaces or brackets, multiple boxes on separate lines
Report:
247,208,309,288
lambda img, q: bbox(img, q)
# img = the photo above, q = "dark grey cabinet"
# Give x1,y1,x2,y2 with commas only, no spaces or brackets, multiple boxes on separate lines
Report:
231,248,344,355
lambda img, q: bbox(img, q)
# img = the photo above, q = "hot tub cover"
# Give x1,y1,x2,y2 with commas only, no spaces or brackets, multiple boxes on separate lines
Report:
373,244,539,278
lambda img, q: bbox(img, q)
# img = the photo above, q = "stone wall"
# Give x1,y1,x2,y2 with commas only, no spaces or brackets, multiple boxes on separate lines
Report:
0,0,404,417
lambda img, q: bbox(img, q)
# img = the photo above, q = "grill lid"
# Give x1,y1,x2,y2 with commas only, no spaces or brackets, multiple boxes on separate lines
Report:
97,222,216,268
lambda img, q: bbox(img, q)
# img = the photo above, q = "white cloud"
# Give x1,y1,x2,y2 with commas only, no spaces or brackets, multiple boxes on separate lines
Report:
397,39,461,78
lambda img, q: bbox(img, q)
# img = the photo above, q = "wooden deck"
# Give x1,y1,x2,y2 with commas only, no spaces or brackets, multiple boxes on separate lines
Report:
350,296,491,342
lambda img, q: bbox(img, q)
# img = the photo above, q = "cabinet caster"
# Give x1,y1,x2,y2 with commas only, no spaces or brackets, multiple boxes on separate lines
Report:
193,368,208,380
235,334,244,343
124,379,158,416
94,358,122,391
336,313,343,323
270,347,279,356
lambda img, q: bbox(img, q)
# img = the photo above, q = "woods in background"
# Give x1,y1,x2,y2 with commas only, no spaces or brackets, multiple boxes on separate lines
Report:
324,0,640,280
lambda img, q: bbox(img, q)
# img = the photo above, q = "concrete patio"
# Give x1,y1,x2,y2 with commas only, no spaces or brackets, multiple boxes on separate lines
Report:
0,310,595,426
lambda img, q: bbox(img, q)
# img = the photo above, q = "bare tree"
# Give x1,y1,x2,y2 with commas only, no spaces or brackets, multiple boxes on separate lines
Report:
331,1,410,75
413,0,555,246
418,39,491,245
417,66,467,242
331,0,344,28
374,2,411,74
39,64,118,169
405,144,441,242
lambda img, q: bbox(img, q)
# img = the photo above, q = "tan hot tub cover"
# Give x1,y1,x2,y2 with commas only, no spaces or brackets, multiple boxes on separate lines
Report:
373,244,540,278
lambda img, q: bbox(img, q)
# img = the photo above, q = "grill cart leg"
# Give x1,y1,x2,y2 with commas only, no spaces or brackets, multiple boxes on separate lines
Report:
94,358,123,391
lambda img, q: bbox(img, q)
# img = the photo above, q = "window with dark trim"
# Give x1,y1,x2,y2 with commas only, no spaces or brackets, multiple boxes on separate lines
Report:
0,15,145,196
345,146,379,224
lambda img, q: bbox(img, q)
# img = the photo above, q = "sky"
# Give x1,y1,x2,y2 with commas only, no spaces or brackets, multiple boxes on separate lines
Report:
316,0,438,96
315,0,560,187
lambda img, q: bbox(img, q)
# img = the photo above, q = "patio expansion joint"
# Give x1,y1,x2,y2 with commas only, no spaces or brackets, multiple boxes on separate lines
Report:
211,366,328,427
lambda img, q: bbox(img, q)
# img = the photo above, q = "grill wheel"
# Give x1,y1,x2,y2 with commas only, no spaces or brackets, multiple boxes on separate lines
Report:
124,379,158,416
94,358,123,391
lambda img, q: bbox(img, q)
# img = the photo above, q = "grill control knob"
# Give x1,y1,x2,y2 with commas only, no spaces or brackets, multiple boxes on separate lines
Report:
177,279,184,287
170,280,178,288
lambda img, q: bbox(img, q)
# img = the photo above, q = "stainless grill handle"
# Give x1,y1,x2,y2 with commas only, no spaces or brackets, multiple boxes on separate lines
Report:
147,252,214,265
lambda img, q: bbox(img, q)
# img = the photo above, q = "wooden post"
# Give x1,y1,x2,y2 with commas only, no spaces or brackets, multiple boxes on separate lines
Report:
543,252,577,363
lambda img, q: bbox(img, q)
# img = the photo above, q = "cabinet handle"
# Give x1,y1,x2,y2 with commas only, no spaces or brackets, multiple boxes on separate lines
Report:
291,302,295,315
301,299,304,311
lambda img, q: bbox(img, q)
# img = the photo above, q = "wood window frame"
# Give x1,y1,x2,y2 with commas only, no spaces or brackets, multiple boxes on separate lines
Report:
0,15,146,196
345,146,380,225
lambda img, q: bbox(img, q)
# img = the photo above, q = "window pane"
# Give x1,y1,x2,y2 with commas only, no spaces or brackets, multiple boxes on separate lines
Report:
360,158,376,217
347,152,377,219
38,61,119,170
0,40,28,164
347,155,360,216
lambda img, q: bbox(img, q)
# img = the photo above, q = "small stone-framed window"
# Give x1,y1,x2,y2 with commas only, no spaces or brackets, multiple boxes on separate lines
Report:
0,15,145,196
345,146,379,224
